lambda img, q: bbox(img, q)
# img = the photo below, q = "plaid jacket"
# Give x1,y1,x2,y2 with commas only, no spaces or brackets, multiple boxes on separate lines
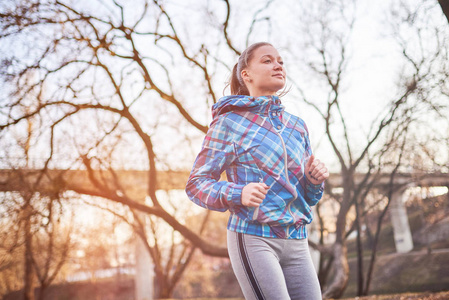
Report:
186,95,324,239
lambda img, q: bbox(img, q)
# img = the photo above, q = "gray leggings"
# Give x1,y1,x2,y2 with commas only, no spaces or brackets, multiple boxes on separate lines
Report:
227,230,322,300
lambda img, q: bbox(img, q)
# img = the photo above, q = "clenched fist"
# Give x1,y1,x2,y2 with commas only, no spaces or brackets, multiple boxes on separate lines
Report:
241,182,269,207
305,155,329,185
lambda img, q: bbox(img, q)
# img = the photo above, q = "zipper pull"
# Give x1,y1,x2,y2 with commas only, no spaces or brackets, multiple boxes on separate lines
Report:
252,204,259,221
252,177,264,221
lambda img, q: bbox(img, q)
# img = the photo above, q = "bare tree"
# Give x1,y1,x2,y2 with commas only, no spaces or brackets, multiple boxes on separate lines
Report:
0,0,234,257
31,197,73,300
0,110,75,300
354,131,408,296
0,172,74,300
286,0,449,298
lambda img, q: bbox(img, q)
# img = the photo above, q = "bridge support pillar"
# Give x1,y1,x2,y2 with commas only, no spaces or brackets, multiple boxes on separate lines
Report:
389,187,413,253
135,223,154,300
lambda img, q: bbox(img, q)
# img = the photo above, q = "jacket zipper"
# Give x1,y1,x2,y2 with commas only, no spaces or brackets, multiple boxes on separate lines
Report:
252,109,300,234
276,128,298,237
269,116,298,199
268,111,299,237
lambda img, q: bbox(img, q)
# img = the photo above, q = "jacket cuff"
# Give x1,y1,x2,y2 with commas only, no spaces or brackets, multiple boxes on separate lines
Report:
227,184,245,206
306,181,325,194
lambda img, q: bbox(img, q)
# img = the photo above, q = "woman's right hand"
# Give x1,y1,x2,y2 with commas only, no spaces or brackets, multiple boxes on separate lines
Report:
241,182,269,207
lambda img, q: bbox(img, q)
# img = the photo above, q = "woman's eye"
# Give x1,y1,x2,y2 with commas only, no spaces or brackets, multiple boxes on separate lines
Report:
264,59,271,63
279,61,284,65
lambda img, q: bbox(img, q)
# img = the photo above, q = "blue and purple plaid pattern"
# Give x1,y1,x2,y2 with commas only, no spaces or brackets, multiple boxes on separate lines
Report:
186,95,324,239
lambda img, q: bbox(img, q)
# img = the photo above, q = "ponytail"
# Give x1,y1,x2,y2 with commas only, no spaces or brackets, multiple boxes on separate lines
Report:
230,63,250,95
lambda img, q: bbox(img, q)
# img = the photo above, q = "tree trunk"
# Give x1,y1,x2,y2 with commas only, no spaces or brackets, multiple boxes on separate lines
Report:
322,177,352,299
438,0,449,23
37,284,47,300
322,242,349,299
24,201,34,300
158,285,171,299
354,198,364,296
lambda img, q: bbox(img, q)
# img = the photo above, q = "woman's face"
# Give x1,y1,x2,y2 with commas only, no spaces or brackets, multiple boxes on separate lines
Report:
241,45,286,97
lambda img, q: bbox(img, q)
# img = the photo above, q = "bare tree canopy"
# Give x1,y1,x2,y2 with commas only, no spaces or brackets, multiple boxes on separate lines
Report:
1,0,448,299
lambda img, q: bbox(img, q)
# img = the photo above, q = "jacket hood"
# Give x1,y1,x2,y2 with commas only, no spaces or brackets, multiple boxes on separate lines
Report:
212,95,284,119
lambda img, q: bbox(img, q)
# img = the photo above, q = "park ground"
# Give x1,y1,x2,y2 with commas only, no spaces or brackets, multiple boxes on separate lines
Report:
340,291,449,299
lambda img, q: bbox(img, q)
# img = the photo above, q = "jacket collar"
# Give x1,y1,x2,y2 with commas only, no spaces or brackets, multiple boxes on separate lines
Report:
212,95,284,119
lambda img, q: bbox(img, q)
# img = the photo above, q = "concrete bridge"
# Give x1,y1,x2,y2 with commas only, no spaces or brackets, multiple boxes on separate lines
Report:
0,169,190,198
1,168,447,193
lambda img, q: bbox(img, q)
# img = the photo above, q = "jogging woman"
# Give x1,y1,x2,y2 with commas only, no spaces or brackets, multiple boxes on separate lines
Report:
186,42,328,300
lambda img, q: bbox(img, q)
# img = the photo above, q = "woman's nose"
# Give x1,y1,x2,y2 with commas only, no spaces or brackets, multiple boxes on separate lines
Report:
274,62,283,70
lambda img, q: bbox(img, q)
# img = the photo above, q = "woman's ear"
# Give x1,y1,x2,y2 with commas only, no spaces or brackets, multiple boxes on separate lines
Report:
241,69,252,83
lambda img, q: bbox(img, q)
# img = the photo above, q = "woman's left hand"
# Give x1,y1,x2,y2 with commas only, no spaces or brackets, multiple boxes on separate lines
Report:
305,155,329,185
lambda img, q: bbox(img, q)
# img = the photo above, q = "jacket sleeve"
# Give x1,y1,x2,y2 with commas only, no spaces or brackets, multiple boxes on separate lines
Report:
185,115,245,212
303,123,325,206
